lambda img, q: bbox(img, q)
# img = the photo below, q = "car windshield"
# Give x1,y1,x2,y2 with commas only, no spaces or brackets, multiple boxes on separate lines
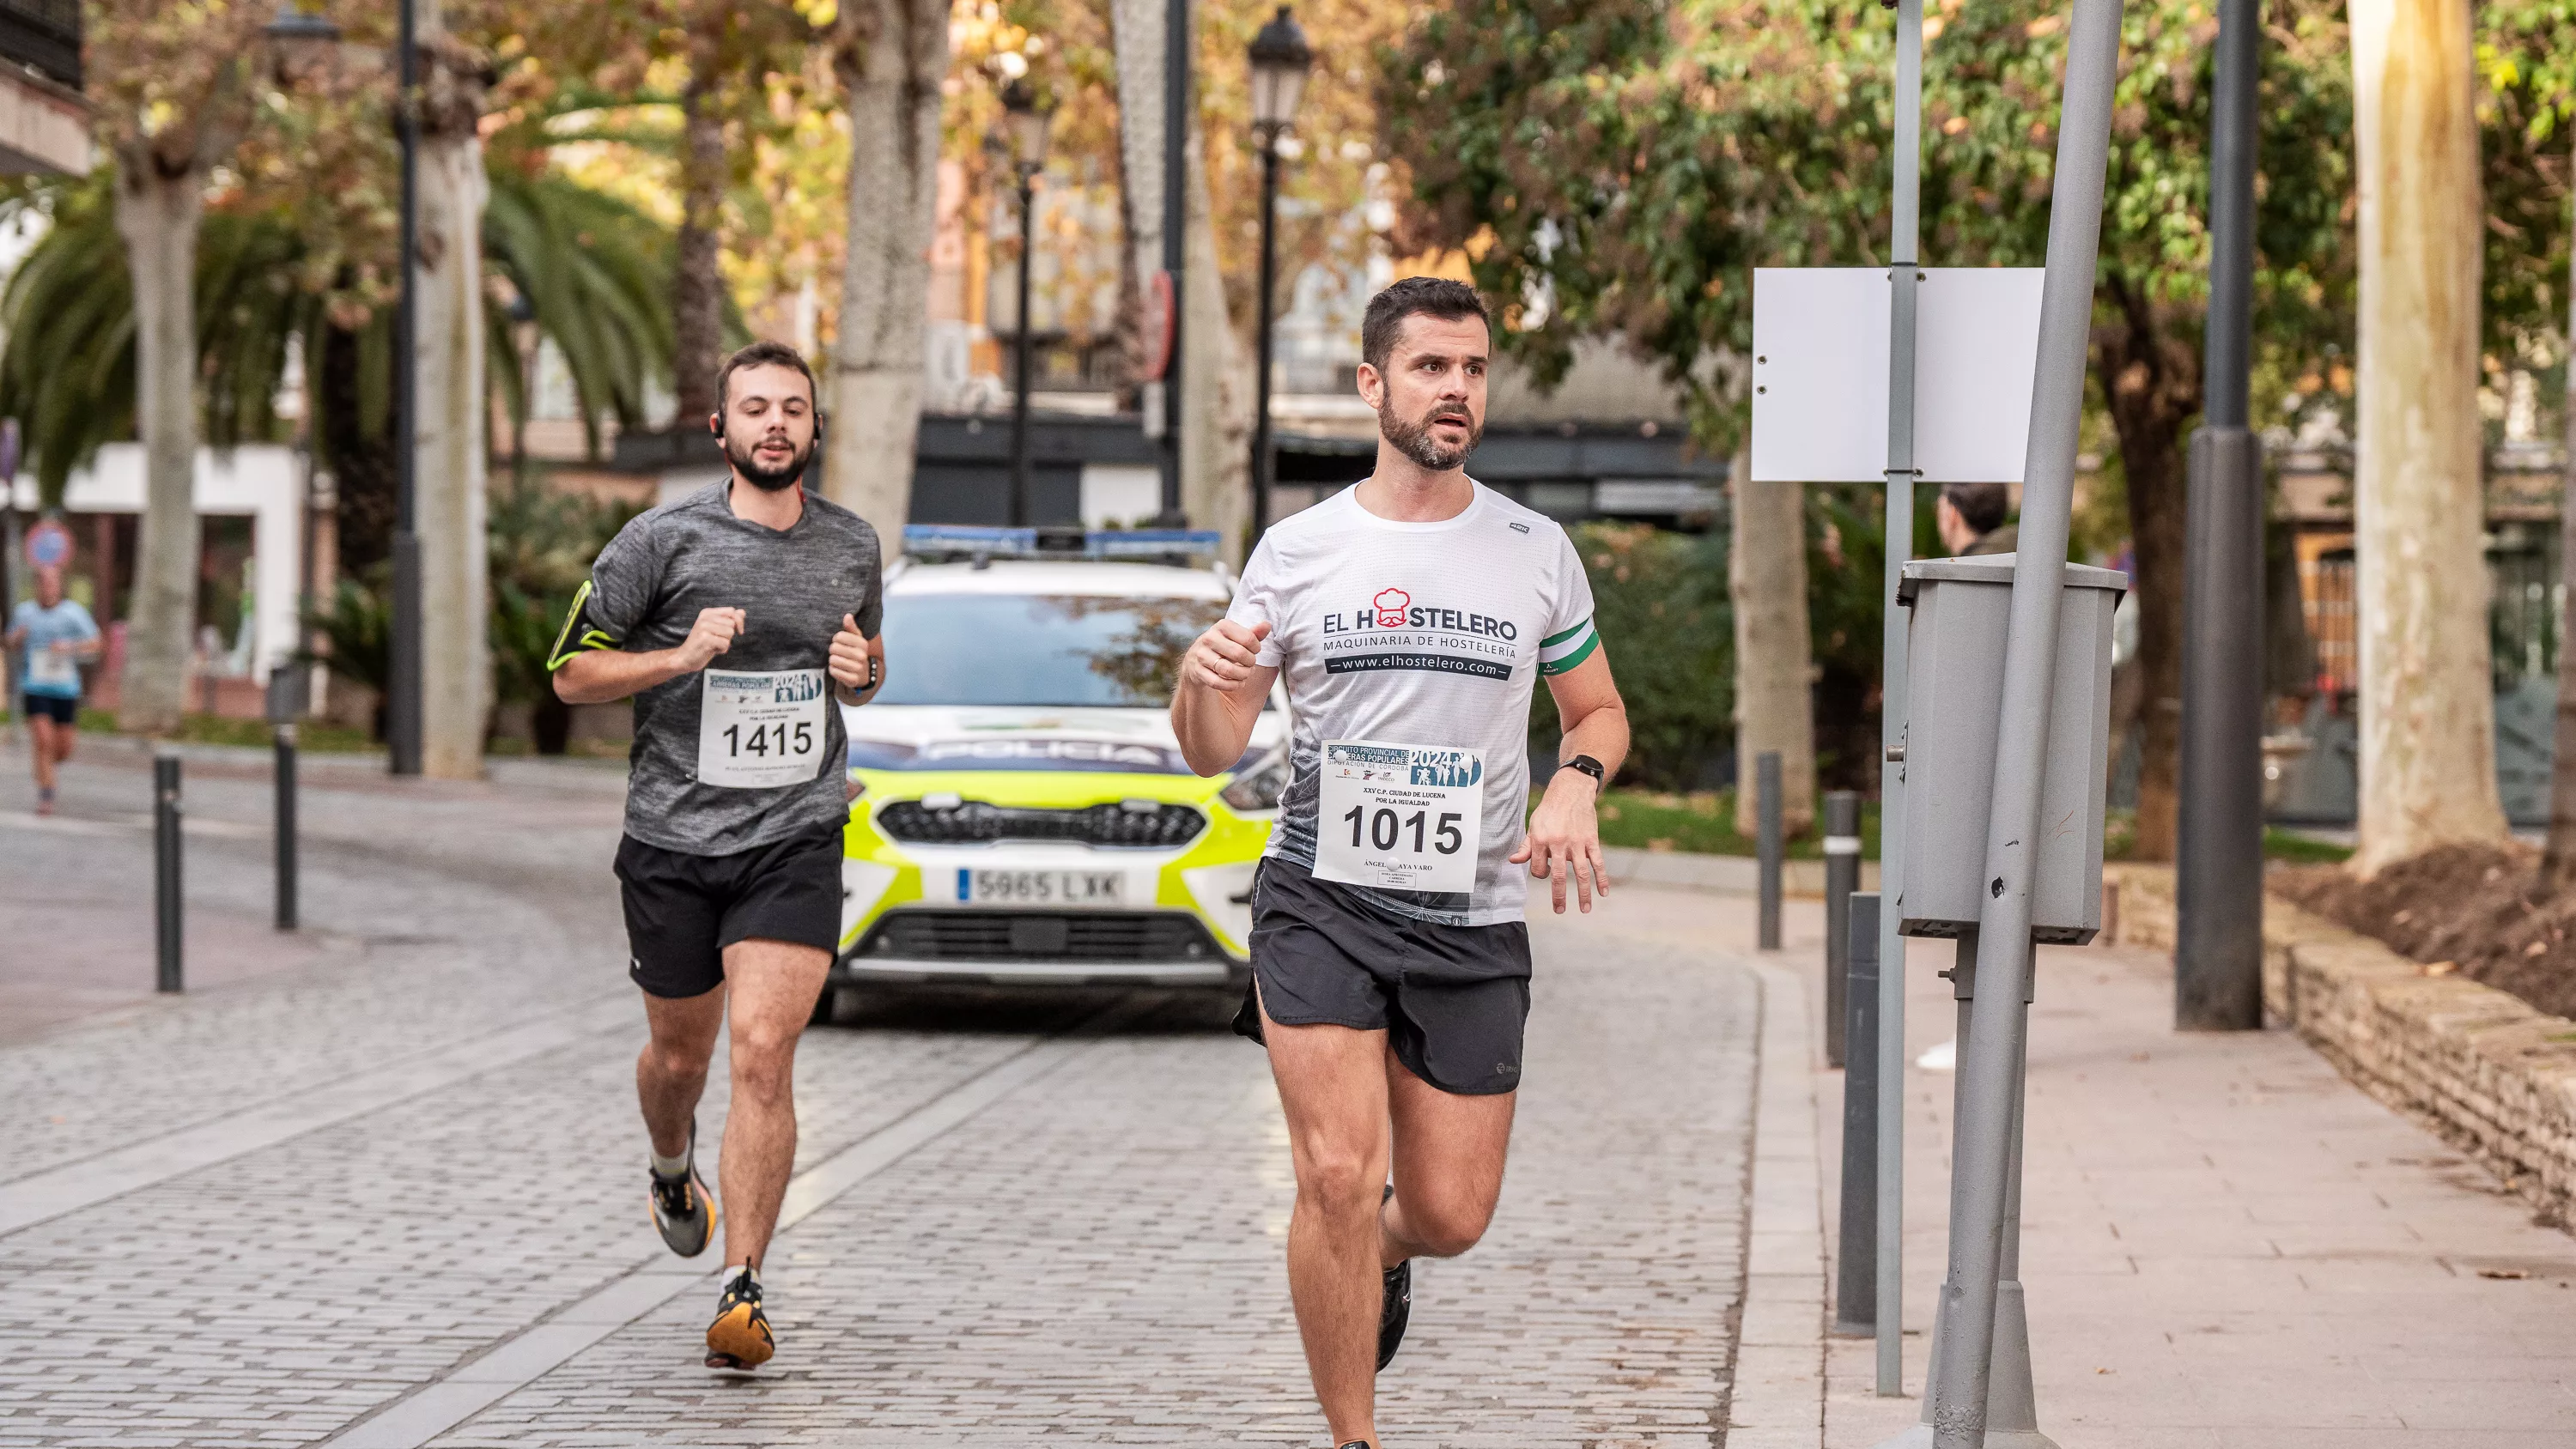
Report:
874,591,1256,708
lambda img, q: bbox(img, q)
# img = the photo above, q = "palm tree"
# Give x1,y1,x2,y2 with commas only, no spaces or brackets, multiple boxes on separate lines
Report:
0,166,677,505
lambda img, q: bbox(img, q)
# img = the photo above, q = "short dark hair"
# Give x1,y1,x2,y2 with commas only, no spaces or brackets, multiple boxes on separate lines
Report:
1361,276,1490,374
1941,481,2011,536
715,339,817,413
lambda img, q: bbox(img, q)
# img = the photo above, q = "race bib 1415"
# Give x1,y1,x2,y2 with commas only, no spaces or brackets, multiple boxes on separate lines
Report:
697,668,829,789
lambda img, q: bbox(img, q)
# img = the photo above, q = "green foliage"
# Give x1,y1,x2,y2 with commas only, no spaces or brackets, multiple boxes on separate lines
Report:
1567,787,1882,858
302,573,392,701
483,166,683,458
1530,522,1733,791
486,472,641,712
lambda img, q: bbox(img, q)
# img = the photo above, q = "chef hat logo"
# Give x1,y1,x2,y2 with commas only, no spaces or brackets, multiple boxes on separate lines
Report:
1373,587,1411,627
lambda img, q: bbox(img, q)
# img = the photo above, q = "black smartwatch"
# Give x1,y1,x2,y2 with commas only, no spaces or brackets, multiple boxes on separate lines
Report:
1562,754,1607,786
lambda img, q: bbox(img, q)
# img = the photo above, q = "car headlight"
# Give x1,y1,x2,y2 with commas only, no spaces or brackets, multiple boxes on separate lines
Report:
1219,747,1291,813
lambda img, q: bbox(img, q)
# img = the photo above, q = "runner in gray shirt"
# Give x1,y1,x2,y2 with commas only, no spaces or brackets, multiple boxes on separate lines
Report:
550,340,884,1372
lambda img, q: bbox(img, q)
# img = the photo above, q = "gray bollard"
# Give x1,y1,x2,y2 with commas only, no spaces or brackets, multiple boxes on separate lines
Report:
1756,750,1783,951
154,753,183,993
266,665,305,933
1823,790,1862,1066
1834,891,1881,1335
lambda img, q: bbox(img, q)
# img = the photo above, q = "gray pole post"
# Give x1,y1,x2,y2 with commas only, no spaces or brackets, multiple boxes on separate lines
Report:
388,0,422,778
2175,0,2265,1032
1250,133,1280,543
1757,750,1783,950
1835,890,1882,1334
1874,0,1925,1396
1924,0,2122,1441
1011,169,1036,529
1825,789,1862,1066
275,724,298,931
1157,0,1191,524
154,753,183,993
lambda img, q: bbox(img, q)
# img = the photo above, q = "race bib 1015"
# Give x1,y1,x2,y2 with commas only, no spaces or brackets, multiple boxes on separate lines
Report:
1312,740,1484,895
697,668,829,789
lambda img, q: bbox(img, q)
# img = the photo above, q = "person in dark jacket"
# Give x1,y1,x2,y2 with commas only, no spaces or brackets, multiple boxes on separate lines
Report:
1935,480,2017,556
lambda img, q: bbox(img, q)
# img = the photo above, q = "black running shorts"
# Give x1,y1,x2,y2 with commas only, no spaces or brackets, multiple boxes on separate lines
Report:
1232,858,1533,1096
21,694,76,725
614,828,843,998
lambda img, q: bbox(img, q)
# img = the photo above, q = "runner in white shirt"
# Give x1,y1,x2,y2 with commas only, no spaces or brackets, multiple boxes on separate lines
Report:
1172,277,1631,1449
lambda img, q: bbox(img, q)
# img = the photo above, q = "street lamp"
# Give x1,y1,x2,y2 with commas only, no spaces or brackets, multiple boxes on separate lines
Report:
1246,6,1311,546
1000,76,1053,530
263,3,343,77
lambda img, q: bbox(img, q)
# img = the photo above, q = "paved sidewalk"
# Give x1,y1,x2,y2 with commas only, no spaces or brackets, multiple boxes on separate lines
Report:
1742,896,2576,1447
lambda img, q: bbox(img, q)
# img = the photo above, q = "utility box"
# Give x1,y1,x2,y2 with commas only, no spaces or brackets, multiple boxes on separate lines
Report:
1897,555,2124,943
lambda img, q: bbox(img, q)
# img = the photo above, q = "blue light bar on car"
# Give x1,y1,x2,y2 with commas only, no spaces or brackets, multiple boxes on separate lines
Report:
902,524,1224,560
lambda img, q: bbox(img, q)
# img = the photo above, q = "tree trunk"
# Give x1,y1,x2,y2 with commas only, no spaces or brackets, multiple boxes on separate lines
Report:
112,161,205,736
415,21,490,780
1182,138,1249,559
2350,0,2505,875
826,0,949,538
1110,0,1167,379
2095,278,2201,862
2540,128,2576,894
1730,457,1816,836
672,61,727,424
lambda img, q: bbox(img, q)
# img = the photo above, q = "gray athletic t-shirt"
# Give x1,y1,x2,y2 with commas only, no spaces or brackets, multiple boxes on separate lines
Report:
556,482,883,856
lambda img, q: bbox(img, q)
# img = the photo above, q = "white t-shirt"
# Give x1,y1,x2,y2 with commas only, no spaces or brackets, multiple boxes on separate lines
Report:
1226,481,1599,925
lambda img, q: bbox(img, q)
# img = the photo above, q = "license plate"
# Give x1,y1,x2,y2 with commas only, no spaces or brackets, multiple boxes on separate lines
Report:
959,869,1126,905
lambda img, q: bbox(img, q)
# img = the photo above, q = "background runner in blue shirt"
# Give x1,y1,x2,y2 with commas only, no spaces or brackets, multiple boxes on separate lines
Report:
6,566,100,816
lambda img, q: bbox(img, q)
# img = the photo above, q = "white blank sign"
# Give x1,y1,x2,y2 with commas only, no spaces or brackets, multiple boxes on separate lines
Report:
1750,267,2044,483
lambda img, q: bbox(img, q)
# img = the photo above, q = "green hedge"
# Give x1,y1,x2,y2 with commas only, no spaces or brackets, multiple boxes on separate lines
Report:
1531,522,1733,791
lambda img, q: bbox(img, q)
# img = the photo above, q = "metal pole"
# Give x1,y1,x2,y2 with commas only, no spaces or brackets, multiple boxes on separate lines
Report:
275,722,298,931
154,753,183,992
1251,134,1281,545
1011,169,1036,529
1874,0,1925,1395
1835,890,1881,1335
388,0,422,777
1157,0,1190,524
1925,0,2122,1440
1824,789,1862,1066
1757,750,1783,950
2176,0,2264,1032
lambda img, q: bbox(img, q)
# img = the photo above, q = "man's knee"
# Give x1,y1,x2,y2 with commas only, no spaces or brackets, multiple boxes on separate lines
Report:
640,1035,711,1088
1292,1141,1383,1220
729,1028,799,1101
1401,1191,1495,1258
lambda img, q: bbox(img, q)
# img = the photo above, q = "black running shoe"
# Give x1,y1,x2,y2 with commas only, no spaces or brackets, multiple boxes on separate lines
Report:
1337,1442,1375,1449
705,1271,774,1370
1377,1183,1411,1372
648,1131,716,1258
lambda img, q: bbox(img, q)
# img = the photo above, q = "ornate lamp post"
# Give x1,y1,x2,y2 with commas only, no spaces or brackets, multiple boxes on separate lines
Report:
1246,7,1312,545
1000,77,1054,529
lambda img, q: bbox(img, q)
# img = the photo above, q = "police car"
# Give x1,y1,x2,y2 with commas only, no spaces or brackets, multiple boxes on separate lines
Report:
829,525,1285,1002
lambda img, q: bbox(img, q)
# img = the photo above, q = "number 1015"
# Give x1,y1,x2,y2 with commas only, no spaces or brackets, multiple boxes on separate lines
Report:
1342,805,1464,855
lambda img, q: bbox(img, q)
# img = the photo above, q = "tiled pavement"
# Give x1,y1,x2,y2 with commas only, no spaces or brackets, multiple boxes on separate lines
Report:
0,742,1765,1446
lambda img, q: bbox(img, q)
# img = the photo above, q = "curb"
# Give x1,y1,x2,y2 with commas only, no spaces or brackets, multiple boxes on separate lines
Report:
2105,862,2576,1226
1725,954,1830,1448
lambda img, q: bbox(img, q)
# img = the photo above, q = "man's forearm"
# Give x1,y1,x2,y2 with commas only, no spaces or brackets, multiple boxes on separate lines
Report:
554,647,693,706
1172,682,1255,776
1558,704,1631,781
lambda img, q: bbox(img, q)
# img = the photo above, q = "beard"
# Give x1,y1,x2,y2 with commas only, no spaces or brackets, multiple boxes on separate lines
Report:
1378,403,1483,471
726,430,815,492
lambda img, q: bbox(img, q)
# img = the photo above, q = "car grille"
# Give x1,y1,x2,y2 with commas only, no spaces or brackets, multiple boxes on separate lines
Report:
875,799,1206,848
856,911,1225,962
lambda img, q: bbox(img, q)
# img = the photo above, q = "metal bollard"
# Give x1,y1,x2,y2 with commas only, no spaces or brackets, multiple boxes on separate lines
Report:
1823,790,1862,1066
274,724,298,931
153,753,183,993
266,664,305,933
1835,891,1881,1335
1756,750,1783,950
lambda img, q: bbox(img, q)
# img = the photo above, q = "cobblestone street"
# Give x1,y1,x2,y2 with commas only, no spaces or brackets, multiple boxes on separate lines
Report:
0,743,1763,1447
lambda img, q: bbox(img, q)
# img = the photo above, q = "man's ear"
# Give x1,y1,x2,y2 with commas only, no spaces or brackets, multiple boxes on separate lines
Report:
1355,363,1383,409
709,411,725,438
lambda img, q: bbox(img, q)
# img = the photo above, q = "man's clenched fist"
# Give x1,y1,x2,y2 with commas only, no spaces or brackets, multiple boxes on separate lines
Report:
1182,619,1271,694
675,607,745,671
